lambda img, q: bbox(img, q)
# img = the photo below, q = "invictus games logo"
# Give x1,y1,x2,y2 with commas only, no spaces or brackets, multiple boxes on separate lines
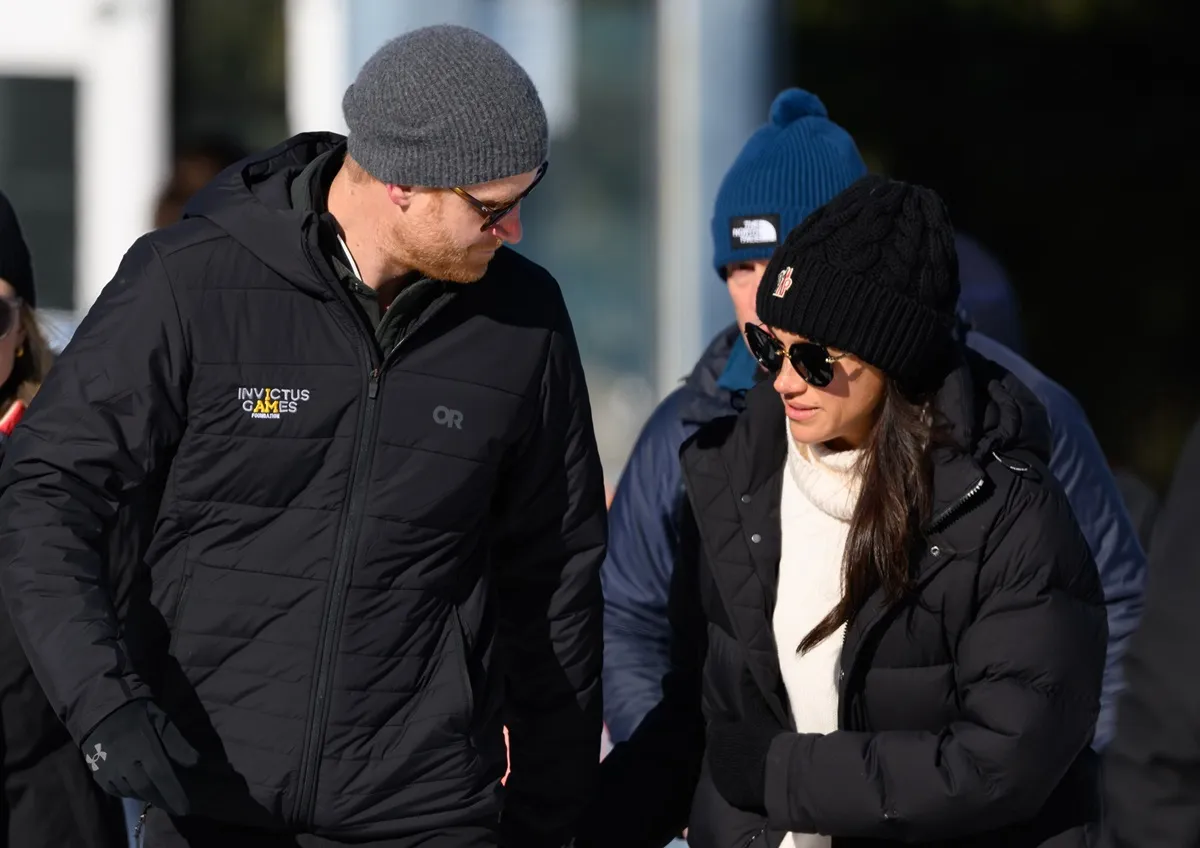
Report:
238,387,311,419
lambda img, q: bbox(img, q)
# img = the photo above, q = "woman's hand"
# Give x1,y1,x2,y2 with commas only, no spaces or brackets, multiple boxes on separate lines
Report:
706,679,788,813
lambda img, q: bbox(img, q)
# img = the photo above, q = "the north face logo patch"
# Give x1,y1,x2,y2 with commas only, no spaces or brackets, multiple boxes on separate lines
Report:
729,214,780,248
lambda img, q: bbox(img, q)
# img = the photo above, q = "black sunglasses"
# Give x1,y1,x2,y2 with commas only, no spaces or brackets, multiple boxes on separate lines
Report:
451,161,548,232
744,323,849,388
0,296,21,341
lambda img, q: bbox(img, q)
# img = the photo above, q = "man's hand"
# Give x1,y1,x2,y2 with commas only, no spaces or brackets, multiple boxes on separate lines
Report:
82,699,199,816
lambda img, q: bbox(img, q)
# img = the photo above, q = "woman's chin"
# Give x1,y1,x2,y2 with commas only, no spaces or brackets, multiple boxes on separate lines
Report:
787,418,828,445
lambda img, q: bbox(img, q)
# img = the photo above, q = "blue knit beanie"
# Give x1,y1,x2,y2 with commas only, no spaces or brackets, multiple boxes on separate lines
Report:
711,88,867,279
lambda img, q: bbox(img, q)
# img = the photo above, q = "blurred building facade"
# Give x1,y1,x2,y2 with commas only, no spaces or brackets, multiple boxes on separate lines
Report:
0,0,778,479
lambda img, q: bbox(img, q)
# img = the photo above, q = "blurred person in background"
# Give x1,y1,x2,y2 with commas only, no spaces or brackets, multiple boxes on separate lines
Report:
0,189,127,847
1111,471,1159,554
0,25,605,848
953,232,1024,354
1104,415,1200,846
593,88,1144,845
606,176,1106,847
153,138,247,228
955,233,1160,553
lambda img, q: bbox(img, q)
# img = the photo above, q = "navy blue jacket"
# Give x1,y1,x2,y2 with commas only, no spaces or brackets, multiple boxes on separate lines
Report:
603,324,1145,751
602,327,743,742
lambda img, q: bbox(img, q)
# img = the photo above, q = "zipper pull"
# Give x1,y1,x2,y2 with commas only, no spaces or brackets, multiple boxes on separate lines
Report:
368,368,380,399
134,803,151,841
744,825,767,846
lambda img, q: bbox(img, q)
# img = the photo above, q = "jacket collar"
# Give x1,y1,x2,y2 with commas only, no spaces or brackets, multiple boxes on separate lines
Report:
677,325,746,427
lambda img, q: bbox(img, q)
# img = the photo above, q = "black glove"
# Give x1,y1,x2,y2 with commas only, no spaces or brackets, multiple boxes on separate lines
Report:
82,699,199,816
706,678,787,813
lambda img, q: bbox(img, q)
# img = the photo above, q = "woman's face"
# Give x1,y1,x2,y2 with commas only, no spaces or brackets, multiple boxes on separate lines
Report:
0,279,27,388
768,326,886,451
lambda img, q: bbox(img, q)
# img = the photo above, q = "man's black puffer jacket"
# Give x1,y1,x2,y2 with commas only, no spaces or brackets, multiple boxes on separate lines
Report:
0,133,607,846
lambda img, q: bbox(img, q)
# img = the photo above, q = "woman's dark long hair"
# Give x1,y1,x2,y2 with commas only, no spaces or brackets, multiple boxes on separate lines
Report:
799,378,935,653
0,305,53,413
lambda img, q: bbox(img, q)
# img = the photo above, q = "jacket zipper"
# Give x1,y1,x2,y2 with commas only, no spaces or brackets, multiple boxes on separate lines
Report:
743,825,767,847
293,362,382,825
836,625,849,726
291,292,449,825
927,475,985,531
290,225,394,823
133,802,150,844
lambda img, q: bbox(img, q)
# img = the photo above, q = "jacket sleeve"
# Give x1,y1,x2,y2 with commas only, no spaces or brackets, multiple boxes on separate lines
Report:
602,393,690,743
1104,418,1200,846
493,321,608,848
0,237,190,744
1039,378,1146,751
585,498,707,847
763,483,1107,841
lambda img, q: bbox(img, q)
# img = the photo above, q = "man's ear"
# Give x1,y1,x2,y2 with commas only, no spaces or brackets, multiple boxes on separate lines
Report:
385,183,416,209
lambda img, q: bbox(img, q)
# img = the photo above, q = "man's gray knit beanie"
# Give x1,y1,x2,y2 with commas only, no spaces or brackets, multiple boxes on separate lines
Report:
343,24,548,188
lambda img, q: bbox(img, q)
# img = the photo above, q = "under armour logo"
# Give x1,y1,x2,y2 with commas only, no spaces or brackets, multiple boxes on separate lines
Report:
432,405,463,430
85,743,108,771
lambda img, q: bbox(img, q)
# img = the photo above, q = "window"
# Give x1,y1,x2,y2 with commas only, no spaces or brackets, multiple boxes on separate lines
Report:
0,76,77,311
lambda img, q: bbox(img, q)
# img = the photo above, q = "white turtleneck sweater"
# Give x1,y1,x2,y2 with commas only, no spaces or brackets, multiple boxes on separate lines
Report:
774,433,862,848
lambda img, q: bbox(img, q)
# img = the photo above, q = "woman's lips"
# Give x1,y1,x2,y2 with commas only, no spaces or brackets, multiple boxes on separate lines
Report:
784,403,818,422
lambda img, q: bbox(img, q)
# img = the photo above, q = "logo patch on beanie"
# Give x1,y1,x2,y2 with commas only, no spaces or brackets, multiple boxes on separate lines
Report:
729,215,780,248
772,266,794,298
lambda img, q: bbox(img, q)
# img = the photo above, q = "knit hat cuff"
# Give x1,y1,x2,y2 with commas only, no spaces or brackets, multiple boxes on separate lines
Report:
712,208,803,278
344,116,548,187
756,255,954,386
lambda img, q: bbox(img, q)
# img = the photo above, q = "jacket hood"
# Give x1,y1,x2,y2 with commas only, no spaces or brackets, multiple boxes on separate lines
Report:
183,132,346,300
934,346,1051,464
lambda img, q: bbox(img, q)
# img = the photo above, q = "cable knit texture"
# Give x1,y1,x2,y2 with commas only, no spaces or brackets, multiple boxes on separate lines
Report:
756,174,961,389
774,433,862,848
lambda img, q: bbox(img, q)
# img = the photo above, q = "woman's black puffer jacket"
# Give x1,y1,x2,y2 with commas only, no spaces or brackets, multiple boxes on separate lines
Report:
681,351,1107,848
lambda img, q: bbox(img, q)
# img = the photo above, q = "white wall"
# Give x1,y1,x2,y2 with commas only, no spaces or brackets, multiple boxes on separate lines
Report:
0,0,170,312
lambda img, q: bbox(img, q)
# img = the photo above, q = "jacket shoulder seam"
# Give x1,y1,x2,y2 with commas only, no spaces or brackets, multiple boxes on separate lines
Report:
151,223,232,260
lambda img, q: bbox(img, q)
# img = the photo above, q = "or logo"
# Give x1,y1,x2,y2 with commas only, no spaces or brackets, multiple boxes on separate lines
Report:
432,405,463,430
772,266,795,298
729,214,780,248
85,743,107,772
237,387,311,420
